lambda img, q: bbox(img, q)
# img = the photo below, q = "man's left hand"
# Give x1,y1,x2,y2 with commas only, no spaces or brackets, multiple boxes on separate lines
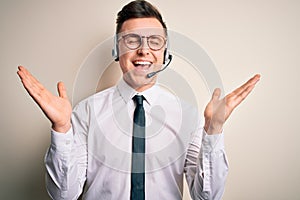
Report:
204,74,261,134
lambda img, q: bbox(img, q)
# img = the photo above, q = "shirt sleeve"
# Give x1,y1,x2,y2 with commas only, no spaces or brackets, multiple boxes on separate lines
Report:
44,104,88,200
184,129,229,200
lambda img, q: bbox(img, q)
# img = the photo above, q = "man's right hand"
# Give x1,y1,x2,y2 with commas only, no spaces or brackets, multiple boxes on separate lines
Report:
17,66,72,133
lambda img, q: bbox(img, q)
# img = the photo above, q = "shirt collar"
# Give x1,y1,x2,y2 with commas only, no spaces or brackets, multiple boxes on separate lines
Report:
116,78,161,106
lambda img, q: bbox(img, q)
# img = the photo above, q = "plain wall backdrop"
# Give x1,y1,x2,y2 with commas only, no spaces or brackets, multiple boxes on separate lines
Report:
1,0,299,199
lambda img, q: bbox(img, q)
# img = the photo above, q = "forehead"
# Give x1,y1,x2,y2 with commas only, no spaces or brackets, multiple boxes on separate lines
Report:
119,18,165,36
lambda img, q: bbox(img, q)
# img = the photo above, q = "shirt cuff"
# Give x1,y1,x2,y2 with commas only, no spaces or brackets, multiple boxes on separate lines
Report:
50,127,73,152
201,130,225,153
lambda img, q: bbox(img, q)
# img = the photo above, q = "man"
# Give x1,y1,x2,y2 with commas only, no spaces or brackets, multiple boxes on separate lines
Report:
17,0,260,199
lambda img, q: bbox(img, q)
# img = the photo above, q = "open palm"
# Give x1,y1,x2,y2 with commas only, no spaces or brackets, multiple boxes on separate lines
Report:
204,74,261,134
17,66,72,133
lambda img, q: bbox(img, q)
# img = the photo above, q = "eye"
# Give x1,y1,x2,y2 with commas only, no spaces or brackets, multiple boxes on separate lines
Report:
149,39,160,45
148,35,165,49
124,34,141,45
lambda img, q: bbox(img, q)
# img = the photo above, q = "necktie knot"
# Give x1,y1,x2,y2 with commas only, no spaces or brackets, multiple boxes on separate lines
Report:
133,95,144,106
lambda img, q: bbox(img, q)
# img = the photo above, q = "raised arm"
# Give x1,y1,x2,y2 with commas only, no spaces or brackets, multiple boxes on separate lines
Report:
185,74,261,199
18,66,87,198
17,66,72,133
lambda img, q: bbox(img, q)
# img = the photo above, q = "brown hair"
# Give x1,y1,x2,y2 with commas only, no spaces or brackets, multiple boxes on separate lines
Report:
116,0,167,34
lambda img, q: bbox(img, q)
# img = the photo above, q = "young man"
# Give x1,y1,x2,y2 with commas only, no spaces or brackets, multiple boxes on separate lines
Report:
17,1,260,199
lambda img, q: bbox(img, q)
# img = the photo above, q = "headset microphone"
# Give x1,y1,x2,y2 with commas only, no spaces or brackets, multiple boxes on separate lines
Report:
146,54,172,78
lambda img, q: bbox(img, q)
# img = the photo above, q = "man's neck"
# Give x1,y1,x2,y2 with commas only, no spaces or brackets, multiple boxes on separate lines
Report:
123,78,156,92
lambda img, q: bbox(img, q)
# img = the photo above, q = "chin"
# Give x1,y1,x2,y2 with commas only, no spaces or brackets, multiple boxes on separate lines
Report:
124,74,156,91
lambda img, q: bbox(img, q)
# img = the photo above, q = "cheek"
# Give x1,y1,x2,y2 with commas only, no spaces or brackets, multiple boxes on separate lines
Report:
118,43,133,58
119,58,129,73
119,53,134,73
155,50,165,64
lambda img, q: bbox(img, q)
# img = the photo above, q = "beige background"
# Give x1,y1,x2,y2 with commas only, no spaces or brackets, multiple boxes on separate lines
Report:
1,0,299,199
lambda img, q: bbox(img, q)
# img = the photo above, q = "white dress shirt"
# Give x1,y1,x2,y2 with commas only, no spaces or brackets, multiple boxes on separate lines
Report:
45,78,228,200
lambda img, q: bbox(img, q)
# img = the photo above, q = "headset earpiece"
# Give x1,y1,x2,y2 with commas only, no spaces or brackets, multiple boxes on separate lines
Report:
163,48,170,64
163,35,172,64
112,35,119,61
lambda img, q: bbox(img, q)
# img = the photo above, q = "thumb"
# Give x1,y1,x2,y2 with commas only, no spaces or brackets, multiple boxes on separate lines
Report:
57,81,68,99
211,88,221,102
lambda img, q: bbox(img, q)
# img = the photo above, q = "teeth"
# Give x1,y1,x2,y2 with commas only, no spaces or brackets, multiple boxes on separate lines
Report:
133,61,152,65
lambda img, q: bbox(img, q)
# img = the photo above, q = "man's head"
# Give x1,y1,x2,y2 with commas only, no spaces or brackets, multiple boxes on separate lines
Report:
114,0,168,92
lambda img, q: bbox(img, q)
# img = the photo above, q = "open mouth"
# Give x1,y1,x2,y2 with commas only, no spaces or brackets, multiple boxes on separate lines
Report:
133,60,153,68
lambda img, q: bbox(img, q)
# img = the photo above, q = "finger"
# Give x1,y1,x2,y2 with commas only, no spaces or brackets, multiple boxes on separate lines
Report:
17,66,28,81
226,74,260,108
211,88,221,102
17,66,37,92
17,66,44,90
242,74,260,91
17,66,49,102
241,74,261,91
230,74,261,98
235,83,256,103
57,82,68,99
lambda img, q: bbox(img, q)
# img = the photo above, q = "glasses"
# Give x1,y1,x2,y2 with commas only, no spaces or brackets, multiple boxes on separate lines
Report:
120,33,166,51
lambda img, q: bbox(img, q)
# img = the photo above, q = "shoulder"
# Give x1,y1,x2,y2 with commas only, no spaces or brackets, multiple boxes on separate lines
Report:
73,86,116,111
157,85,198,111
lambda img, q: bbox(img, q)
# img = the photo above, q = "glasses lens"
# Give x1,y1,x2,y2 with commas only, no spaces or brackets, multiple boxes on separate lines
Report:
123,34,141,50
148,35,165,50
122,34,166,51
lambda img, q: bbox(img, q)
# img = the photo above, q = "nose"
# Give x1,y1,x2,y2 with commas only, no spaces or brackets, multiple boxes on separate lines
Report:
137,37,150,55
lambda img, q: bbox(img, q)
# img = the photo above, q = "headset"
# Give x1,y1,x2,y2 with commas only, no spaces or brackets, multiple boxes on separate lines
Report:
112,34,172,78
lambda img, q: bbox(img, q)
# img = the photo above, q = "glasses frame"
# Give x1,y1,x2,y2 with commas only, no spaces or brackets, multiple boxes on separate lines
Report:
119,33,167,51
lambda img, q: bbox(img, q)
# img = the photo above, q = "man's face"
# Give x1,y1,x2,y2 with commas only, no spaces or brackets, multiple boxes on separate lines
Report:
118,18,166,92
